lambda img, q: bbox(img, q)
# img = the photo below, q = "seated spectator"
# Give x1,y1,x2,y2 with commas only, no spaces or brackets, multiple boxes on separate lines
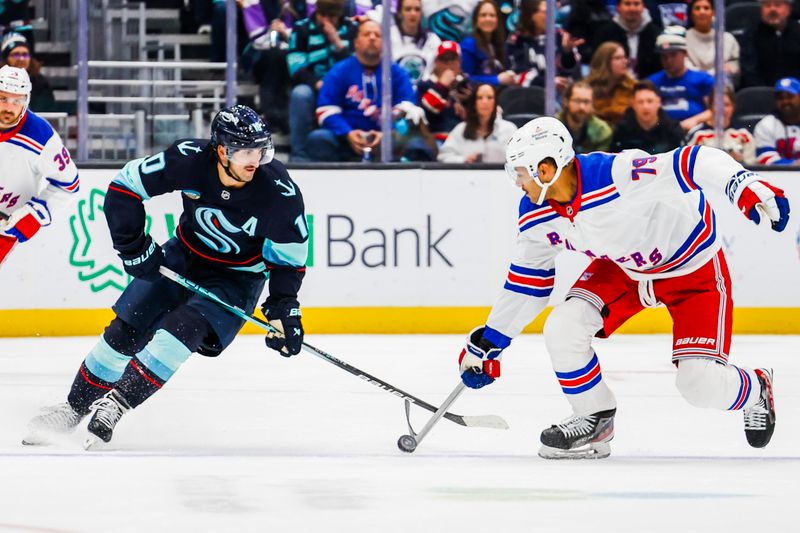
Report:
611,80,684,152
564,0,614,69
586,42,637,126
592,0,663,79
685,0,739,85
287,0,359,161
646,0,689,28
437,83,517,163
648,26,713,130
306,19,427,162
390,0,442,87
685,86,756,165
754,77,800,165
556,80,614,153
740,0,800,88
460,0,517,86
418,41,473,143
0,33,54,112
506,0,582,91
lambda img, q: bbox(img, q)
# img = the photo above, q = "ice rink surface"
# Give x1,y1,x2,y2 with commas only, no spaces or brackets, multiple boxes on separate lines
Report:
1,333,798,533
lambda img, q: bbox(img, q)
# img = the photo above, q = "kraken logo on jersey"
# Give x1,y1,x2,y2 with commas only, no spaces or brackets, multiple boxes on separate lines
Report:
194,207,242,254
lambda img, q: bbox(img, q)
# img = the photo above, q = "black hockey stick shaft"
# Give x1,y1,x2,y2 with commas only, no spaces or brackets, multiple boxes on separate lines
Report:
158,266,475,426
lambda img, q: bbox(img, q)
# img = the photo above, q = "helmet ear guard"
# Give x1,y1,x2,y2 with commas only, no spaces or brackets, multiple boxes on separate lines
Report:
504,117,575,204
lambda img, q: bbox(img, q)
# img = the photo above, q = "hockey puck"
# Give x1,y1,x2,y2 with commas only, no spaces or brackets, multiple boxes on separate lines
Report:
397,434,417,453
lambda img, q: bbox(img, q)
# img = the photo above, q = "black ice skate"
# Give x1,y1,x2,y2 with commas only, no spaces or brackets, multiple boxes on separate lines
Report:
539,408,616,459
84,390,131,449
744,368,775,448
22,403,85,445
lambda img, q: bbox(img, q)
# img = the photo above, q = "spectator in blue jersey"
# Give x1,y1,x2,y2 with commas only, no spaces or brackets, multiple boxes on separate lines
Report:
739,0,800,88
460,0,517,87
286,0,359,161
306,19,427,162
648,26,713,131
592,0,662,79
754,77,800,165
418,41,473,143
506,0,582,91
610,79,684,152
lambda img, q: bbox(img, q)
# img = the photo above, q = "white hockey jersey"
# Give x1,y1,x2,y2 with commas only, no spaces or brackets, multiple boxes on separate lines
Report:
753,114,800,165
483,146,756,347
0,111,78,220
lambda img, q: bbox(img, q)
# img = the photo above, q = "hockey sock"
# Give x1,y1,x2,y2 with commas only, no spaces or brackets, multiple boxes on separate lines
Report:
113,305,210,408
68,318,148,414
675,359,760,410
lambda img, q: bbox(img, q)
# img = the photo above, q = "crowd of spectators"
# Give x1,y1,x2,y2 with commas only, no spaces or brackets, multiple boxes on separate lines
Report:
221,0,800,164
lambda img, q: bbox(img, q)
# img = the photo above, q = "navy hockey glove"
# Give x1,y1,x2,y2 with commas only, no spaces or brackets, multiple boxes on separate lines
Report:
118,235,164,282
737,181,790,232
262,299,304,357
458,326,502,389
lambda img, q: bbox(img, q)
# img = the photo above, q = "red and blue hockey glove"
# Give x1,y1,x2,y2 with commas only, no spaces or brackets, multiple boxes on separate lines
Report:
0,235,16,266
0,198,52,243
459,326,502,389
737,181,790,232
118,234,164,282
262,298,304,357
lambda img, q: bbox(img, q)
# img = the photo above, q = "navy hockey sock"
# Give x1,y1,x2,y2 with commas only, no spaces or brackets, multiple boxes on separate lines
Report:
68,318,150,414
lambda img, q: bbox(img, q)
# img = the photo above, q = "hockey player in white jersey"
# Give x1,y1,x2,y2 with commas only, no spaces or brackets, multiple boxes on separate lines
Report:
458,116,790,459
0,65,78,267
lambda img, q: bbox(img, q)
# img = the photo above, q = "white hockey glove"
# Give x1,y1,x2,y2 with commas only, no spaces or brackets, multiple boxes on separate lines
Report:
458,326,502,389
0,198,52,243
393,101,428,126
736,181,790,232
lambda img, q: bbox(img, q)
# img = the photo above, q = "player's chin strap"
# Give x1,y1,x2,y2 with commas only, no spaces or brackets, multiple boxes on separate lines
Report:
220,158,247,183
531,162,566,205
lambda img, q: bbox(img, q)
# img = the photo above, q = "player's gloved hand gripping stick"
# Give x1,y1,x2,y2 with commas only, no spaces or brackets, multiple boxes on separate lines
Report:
158,267,509,442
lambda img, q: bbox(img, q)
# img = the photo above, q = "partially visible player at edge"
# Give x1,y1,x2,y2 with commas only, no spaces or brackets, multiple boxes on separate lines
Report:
458,116,790,459
24,105,309,448
0,65,78,266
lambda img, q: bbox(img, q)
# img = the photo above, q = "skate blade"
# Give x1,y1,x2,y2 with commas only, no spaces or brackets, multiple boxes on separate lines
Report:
538,441,611,460
83,434,104,451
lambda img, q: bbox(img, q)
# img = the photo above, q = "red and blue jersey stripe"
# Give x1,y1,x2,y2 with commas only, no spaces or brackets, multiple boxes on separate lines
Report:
518,202,559,232
672,146,701,193
556,353,603,395
644,192,716,274
503,263,555,297
580,183,620,212
47,174,80,193
727,366,752,411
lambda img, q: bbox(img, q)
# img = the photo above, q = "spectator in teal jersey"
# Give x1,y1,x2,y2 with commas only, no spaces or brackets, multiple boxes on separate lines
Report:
286,0,359,161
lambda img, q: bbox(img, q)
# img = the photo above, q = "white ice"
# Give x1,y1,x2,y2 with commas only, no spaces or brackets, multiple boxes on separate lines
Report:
1,333,798,532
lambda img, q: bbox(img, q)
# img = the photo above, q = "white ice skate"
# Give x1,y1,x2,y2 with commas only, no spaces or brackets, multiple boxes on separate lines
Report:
84,390,130,450
538,408,616,460
22,403,85,446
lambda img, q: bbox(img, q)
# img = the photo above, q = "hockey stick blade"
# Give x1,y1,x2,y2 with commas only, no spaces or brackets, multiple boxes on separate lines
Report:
159,267,509,430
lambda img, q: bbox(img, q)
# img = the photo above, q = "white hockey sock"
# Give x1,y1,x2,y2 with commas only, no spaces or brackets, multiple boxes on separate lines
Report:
675,358,760,410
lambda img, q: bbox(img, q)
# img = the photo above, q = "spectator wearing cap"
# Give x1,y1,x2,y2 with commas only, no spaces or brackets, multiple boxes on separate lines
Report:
556,80,613,153
0,32,55,112
753,77,800,165
648,26,713,131
389,0,442,88
740,0,800,88
505,0,582,91
417,41,473,142
592,0,663,79
286,0,360,161
611,79,684,152
685,0,739,85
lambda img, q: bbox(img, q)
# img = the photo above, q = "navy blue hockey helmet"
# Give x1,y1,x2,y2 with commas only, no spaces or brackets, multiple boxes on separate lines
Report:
210,105,274,165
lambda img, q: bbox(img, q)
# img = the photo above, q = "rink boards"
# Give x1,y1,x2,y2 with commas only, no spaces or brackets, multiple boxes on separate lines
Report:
1,166,798,335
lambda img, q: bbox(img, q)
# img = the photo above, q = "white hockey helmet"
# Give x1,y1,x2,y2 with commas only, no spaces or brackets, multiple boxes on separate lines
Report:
0,65,31,124
505,116,575,204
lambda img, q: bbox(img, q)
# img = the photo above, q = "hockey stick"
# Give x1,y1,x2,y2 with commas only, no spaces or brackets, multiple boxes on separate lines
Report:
158,266,508,430
397,381,466,453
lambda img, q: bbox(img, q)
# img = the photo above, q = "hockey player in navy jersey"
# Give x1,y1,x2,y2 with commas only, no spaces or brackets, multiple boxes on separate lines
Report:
458,116,790,459
24,105,310,448
0,65,79,267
